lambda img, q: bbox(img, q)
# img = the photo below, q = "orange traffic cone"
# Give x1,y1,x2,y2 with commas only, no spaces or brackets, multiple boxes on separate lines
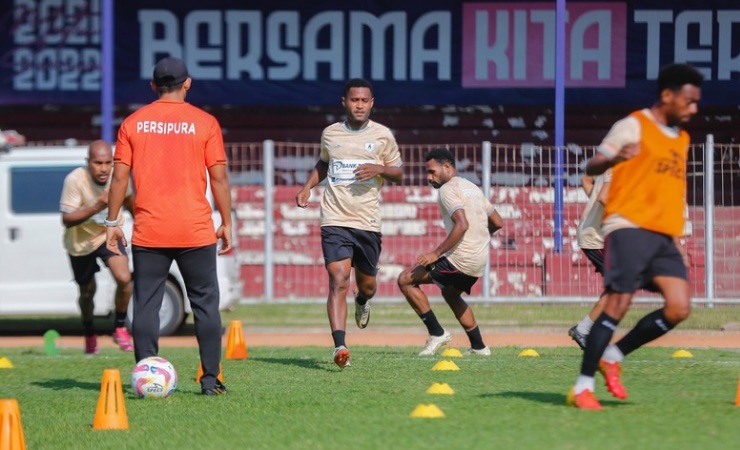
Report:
195,362,224,383
224,320,248,360
92,369,129,430
735,374,740,406
0,399,26,450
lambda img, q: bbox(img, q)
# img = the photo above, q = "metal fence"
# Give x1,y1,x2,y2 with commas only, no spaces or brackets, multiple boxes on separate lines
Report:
228,137,740,304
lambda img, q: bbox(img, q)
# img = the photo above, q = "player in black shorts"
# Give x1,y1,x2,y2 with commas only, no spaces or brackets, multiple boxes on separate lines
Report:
569,174,610,350
397,148,504,356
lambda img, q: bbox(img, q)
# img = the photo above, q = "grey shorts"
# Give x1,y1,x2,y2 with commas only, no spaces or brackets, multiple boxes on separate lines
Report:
321,226,381,276
604,228,687,294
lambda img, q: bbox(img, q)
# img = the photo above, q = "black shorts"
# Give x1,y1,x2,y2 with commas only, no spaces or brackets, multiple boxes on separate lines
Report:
321,226,382,276
604,228,687,294
68,240,127,285
581,248,605,274
426,257,479,295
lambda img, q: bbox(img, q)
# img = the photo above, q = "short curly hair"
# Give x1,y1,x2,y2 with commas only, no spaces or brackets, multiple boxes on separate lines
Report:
657,64,704,97
343,78,373,97
425,148,455,167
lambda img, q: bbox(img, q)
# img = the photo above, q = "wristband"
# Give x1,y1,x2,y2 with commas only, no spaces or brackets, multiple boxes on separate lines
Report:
103,218,118,227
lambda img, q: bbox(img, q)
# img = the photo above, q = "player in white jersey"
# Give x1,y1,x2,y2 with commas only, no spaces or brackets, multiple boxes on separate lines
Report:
397,148,503,356
296,78,403,368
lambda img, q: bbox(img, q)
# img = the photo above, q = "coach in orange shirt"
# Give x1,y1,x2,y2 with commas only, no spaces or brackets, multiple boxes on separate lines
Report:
105,57,232,396
567,63,704,410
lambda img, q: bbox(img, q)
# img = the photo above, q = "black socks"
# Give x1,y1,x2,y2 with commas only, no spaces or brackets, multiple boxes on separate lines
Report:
355,293,368,306
331,330,346,348
580,312,619,377
616,309,675,357
82,320,95,337
465,326,485,349
420,310,445,336
114,312,127,329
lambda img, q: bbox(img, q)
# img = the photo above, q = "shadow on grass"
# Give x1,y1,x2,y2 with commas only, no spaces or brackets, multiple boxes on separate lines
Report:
0,317,199,337
31,378,101,392
248,356,334,372
483,391,627,408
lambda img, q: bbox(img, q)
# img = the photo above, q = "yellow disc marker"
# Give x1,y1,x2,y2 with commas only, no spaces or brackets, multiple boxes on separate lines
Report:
672,349,693,358
431,360,460,371
426,383,455,395
0,357,14,368
441,348,463,358
410,404,446,418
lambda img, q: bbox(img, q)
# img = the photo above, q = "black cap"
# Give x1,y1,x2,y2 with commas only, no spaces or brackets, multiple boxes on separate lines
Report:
153,57,189,87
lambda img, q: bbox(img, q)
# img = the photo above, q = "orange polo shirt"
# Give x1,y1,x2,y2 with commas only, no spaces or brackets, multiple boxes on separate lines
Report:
115,100,227,247
605,110,689,237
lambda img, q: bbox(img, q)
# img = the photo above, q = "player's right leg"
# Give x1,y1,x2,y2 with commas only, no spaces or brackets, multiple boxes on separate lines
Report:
398,265,450,355
78,278,98,355
440,286,488,355
102,242,133,351
130,246,172,362
175,244,225,392
326,259,353,367
69,252,100,354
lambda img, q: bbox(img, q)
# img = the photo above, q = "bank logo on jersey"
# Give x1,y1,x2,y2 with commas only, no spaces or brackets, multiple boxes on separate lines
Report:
328,159,376,185
364,142,376,152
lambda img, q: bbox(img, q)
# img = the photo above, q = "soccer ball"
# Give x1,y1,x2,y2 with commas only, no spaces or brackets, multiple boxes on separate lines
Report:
131,356,178,398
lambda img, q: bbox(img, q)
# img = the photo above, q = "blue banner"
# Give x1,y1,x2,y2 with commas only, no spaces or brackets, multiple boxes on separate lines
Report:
1,0,738,105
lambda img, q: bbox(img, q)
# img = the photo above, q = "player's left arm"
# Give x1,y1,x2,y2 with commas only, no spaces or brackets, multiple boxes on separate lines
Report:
105,162,131,255
488,209,504,235
355,136,403,183
209,163,233,255
381,144,404,183
381,163,403,183
417,209,467,267
587,117,640,175
354,160,403,183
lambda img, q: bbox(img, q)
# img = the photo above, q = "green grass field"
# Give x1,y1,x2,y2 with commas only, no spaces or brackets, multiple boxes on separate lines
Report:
1,303,739,449
1,344,739,449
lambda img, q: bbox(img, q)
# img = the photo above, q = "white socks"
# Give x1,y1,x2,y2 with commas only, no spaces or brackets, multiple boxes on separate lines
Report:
602,344,625,364
574,345,624,394
576,316,594,335
574,375,595,394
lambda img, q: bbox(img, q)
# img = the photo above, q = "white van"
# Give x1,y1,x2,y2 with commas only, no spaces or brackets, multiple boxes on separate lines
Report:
0,145,243,335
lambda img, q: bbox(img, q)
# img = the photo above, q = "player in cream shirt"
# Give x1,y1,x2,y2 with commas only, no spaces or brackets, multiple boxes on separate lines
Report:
568,170,611,349
398,148,504,356
296,78,403,367
60,140,134,354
